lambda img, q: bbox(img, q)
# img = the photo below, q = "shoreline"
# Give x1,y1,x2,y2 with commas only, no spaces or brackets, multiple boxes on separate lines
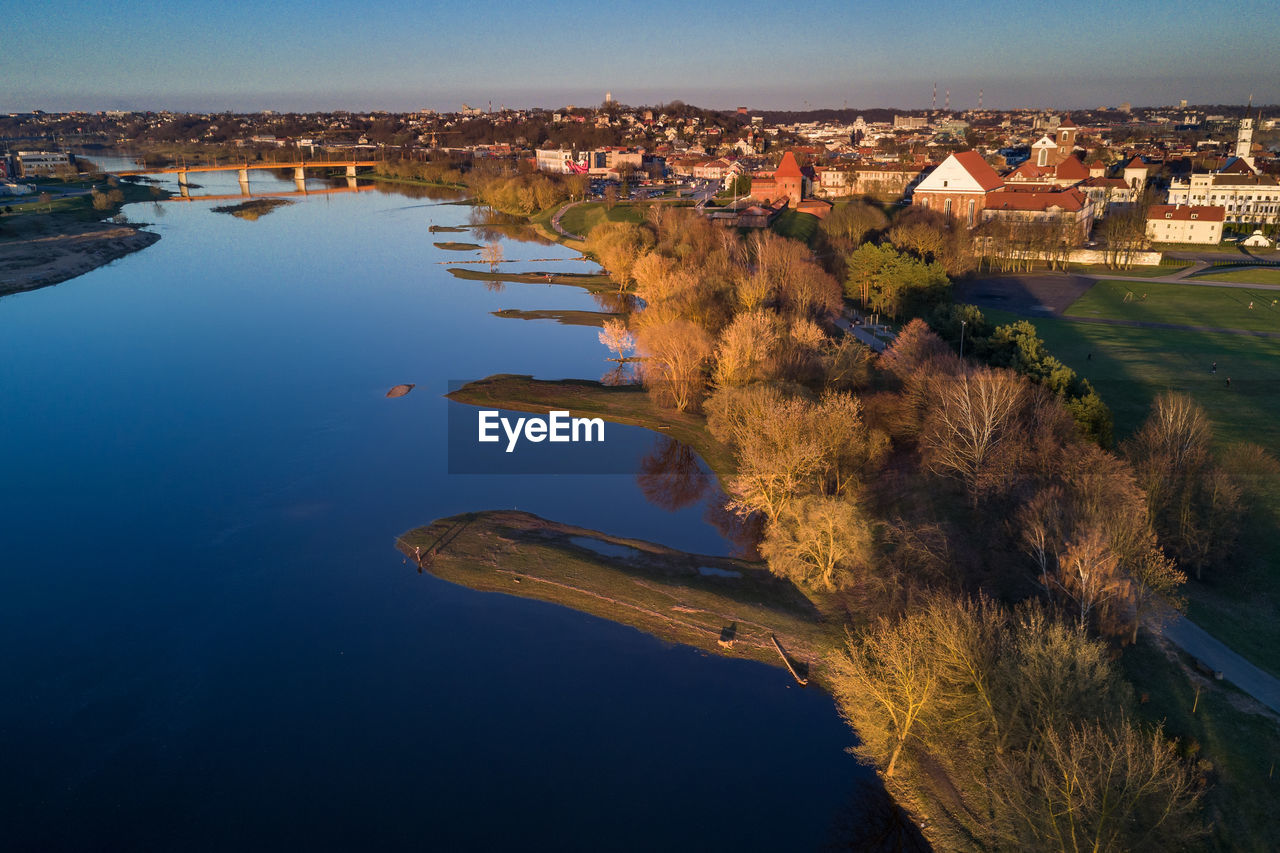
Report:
0,221,160,298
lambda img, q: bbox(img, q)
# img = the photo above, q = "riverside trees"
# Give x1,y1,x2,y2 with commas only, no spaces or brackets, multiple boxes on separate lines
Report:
585,206,1210,848
829,595,1204,852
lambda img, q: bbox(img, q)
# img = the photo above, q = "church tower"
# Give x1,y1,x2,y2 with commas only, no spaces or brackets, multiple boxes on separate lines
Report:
1236,117,1255,166
1055,119,1078,160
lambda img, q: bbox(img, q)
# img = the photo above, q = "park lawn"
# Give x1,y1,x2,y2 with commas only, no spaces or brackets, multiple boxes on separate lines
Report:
984,308,1280,676
1065,279,1280,333
558,201,645,239
771,209,820,244
1195,267,1280,286
1121,639,1280,853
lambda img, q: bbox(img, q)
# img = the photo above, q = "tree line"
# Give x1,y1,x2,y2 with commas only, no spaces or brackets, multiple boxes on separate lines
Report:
580,204,1274,850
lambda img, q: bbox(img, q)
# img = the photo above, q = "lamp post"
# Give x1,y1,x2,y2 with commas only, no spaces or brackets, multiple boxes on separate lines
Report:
960,320,968,361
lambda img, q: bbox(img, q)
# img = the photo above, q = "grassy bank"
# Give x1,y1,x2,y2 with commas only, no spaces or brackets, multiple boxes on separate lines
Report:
446,267,616,292
446,374,737,481
558,201,646,238
397,510,840,677
491,308,620,327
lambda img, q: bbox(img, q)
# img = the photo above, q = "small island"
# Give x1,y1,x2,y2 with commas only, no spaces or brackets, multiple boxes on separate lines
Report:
210,198,294,220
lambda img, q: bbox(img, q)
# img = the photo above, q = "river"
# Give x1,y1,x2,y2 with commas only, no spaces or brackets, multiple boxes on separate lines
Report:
0,163,877,850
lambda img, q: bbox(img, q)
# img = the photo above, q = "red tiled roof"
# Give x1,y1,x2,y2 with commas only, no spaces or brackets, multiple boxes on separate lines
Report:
774,151,804,178
953,151,1004,191
1006,161,1052,180
1055,155,1089,181
985,187,1088,213
1148,205,1225,222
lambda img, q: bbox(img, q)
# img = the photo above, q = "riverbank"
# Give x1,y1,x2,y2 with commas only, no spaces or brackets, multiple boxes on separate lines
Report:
0,220,160,297
398,510,841,677
447,374,737,480
446,267,616,292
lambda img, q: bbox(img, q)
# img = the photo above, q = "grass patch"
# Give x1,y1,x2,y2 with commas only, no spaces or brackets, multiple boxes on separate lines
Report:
1195,267,1280,286
446,267,616,292
210,198,293,220
1065,279,1280,333
447,374,736,481
1,179,165,223
491,308,620,327
1068,263,1187,277
1122,638,1280,852
771,209,820,244
1151,242,1263,255
397,510,840,678
558,202,646,238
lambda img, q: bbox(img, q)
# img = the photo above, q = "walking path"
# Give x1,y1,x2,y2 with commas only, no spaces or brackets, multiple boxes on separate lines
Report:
1158,614,1280,714
834,311,892,351
550,201,586,241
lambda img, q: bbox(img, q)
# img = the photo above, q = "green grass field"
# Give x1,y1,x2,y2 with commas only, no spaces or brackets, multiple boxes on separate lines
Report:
1122,640,1280,853
557,201,646,238
1065,279,1280,333
1195,267,1280,286
770,209,820,244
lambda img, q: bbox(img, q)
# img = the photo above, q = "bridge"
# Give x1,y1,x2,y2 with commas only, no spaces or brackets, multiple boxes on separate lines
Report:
114,160,381,188
164,182,378,202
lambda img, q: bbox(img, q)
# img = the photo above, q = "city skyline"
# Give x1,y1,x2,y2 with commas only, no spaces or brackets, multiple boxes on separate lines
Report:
5,0,1278,114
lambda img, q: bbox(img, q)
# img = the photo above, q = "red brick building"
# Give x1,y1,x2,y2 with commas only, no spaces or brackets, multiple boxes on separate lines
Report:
750,151,806,208
910,151,1005,225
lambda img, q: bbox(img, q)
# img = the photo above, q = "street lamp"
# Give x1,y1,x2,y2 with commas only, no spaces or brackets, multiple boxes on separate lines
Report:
960,320,967,361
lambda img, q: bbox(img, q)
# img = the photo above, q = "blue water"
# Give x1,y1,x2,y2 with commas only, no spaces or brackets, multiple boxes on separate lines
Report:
0,169,871,850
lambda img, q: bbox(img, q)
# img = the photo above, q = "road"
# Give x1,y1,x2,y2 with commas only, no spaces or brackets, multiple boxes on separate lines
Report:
1158,614,1280,714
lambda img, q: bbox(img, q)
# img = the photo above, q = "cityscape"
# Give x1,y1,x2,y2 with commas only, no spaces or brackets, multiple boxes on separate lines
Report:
2,3,1279,852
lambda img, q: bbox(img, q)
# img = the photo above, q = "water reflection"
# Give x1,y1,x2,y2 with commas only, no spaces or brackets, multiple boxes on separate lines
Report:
636,437,710,511
634,434,765,560
468,205,555,246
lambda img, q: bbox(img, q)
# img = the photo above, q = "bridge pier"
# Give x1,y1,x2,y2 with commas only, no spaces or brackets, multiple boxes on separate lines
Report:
295,177,308,193
237,168,250,185
346,164,357,177
177,171,189,187
293,166,306,182
179,183,190,199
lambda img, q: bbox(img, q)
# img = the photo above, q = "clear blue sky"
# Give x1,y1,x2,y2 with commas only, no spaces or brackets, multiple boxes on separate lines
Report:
5,0,1277,113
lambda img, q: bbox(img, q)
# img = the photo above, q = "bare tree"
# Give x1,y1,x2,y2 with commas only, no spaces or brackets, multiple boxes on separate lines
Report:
597,318,634,362
711,310,781,388
761,495,873,590
635,318,713,412
922,367,1027,506
481,242,503,269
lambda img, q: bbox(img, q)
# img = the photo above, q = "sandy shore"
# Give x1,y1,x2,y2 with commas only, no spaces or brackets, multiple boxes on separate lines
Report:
0,220,160,298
